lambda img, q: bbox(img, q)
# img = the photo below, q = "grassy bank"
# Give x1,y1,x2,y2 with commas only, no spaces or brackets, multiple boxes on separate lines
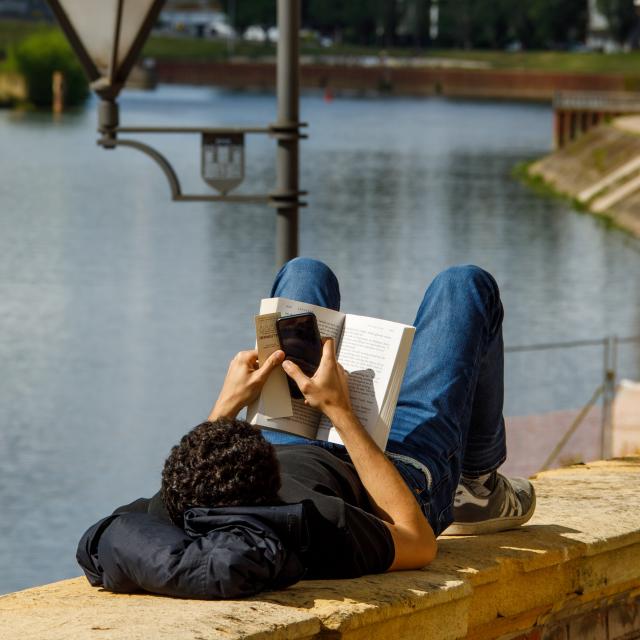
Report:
514,159,626,234
143,39,640,76
4,19,640,74
427,49,640,75
513,160,589,212
519,124,640,238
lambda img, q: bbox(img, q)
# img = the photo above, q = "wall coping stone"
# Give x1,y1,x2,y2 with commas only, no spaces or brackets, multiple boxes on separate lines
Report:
2,458,640,640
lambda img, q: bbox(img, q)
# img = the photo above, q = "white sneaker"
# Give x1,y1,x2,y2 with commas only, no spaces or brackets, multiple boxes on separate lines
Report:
445,472,536,536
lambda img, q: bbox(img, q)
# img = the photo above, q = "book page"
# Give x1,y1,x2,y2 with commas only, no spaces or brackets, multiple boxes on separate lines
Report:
262,399,322,440
320,315,412,449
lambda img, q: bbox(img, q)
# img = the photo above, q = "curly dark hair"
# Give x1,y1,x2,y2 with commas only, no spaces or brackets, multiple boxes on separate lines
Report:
161,418,281,526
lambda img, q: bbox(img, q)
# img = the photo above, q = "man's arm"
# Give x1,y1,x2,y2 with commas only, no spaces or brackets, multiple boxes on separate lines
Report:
282,340,437,571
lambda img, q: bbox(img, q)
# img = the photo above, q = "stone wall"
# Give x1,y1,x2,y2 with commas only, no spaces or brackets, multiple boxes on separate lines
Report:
154,60,633,100
510,589,640,640
2,458,640,639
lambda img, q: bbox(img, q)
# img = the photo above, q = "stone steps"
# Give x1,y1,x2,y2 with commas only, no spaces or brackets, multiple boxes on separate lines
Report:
529,119,640,237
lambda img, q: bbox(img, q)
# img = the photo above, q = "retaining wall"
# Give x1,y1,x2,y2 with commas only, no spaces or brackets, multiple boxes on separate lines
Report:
529,117,640,237
2,458,640,639
154,60,637,101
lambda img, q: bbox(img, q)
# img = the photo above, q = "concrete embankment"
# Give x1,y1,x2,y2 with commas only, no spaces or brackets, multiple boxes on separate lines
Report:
155,59,637,100
530,117,640,237
2,458,640,640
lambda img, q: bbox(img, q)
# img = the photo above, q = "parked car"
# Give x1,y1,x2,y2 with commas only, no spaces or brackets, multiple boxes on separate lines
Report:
244,25,267,42
207,21,236,39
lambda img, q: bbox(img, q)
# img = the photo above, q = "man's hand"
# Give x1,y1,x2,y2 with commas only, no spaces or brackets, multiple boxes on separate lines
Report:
209,349,285,420
282,338,352,422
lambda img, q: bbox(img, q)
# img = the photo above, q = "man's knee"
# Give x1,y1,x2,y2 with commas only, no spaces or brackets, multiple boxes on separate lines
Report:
278,257,338,286
426,266,502,327
432,264,499,298
281,256,329,273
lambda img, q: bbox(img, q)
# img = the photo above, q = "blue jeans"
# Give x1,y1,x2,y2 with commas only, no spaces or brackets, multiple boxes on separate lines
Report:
262,258,506,536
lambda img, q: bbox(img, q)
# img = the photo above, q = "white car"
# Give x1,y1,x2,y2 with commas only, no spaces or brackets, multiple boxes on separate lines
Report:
244,25,267,42
208,21,236,39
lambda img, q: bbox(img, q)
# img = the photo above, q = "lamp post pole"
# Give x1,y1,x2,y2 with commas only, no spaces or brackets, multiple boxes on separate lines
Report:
275,0,300,268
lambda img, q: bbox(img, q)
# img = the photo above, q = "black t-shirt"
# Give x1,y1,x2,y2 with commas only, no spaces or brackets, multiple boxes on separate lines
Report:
274,444,395,579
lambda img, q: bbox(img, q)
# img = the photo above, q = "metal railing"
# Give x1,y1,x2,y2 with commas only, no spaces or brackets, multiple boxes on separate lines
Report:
504,335,640,471
554,91,640,111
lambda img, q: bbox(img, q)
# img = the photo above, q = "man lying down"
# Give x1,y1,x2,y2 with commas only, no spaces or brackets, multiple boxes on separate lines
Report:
77,258,535,598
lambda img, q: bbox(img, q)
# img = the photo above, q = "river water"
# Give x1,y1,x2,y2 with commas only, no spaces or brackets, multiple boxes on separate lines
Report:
1,86,639,594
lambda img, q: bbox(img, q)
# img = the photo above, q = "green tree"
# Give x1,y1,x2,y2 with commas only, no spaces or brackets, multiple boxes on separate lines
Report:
219,0,589,49
437,0,587,49
597,0,637,44
438,0,500,49
380,0,400,46
304,0,379,45
407,0,431,48
215,0,274,30
520,0,588,47
14,30,88,107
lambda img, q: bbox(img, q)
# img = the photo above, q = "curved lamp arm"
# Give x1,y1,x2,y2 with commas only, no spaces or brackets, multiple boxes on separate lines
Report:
115,138,182,199
98,136,271,204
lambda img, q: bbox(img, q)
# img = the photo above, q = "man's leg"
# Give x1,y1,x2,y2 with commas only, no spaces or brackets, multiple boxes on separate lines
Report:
386,265,533,536
269,257,341,311
260,257,341,446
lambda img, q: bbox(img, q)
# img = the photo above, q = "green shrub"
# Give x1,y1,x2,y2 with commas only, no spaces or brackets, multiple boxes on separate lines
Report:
14,30,88,107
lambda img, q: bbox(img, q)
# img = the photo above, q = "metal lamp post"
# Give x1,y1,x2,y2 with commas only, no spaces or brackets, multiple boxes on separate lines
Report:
46,0,304,268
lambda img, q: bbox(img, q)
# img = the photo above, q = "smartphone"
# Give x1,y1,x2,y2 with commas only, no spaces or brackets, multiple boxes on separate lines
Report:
276,312,323,400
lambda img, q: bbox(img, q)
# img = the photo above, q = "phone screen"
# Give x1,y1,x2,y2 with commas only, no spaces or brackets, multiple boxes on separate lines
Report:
276,313,322,399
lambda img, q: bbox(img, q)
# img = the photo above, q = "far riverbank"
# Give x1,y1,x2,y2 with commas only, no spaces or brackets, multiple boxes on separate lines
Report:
5,58,635,107
6,19,640,104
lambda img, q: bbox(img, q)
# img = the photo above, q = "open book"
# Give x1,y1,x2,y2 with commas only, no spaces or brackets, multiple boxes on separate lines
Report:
247,298,415,450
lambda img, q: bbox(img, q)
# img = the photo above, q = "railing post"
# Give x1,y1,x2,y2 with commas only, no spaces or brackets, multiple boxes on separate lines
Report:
600,335,617,459
52,70,65,114
274,0,300,268
554,109,564,149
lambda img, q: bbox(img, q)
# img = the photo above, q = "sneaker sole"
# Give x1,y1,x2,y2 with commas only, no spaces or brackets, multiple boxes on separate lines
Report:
444,490,536,536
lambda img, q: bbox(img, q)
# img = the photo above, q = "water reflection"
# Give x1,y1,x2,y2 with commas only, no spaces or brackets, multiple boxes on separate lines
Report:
1,87,639,593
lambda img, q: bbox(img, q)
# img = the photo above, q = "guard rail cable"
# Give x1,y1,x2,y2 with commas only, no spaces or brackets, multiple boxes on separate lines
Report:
503,335,640,471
